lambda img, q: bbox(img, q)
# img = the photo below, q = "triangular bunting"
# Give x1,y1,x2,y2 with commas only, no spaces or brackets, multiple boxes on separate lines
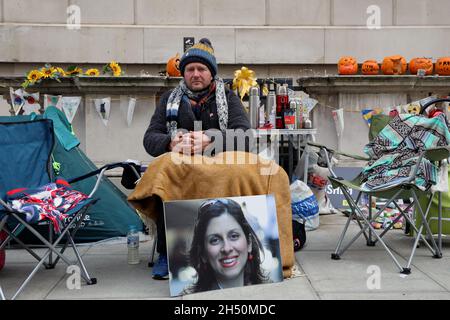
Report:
332,108,344,137
61,96,81,123
10,88,40,115
10,87,24,115
361,109,381,126
23,102,40,115
44,94,63,111
127,97,136,127
94,97,111,127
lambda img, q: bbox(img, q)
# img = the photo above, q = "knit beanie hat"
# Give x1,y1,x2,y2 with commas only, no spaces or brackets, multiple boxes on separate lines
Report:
179,38,218,78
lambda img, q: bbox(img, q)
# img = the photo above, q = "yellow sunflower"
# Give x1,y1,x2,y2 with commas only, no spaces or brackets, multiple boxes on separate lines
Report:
55,67,66,76
85,68,100,76
109,61,122,76
66,67,82,76
26,69,43,82
40,67,57,79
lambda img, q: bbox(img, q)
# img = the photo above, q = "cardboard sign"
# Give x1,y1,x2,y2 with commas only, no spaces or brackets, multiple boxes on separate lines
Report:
326,167,362,209
183,37,195,52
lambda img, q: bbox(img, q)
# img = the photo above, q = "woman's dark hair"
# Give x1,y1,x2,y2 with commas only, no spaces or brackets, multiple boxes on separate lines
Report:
188,198,268,293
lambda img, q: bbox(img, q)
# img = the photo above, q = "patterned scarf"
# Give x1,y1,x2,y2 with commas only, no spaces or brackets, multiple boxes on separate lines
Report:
166,77,228,137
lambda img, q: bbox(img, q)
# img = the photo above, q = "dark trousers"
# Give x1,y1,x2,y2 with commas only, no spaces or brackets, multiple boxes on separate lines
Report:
155,198,167,255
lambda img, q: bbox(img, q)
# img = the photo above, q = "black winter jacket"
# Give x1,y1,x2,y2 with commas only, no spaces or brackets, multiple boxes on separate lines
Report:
143,88,251,157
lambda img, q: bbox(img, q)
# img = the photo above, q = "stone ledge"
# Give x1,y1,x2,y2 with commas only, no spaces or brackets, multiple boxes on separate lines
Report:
0,76,181,98
297,75,450,94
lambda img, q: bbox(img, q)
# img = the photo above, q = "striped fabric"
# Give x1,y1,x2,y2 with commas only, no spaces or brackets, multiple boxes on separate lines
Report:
362,114,450,190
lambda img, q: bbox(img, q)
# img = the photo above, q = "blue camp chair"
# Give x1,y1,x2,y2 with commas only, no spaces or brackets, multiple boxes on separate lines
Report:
308,97,450,274
0,116,140,300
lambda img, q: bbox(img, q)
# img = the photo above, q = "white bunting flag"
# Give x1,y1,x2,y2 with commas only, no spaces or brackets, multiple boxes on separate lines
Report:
44,94,63,111
332,108,345,151
127,97,136,127
332,108,344,138
10,87,24,115
10,88,40,115
22,101,41,115
61,96,81,123
94,97,111,126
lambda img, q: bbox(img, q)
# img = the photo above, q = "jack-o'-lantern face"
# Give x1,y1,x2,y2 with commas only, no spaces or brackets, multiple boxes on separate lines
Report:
407,104,420,115
409,58,433,75
361,60,379,75
436,58,450,76
381,55,407,75
338,56,358,75
166,53,181,77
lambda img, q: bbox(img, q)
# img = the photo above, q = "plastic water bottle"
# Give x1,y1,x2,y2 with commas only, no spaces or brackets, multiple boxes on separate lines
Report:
127,225,140,265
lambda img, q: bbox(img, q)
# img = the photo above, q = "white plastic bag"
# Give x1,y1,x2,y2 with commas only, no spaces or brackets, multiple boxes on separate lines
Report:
290,180,319,231
431,159,449,193
312,187,340,215
308,164,339,215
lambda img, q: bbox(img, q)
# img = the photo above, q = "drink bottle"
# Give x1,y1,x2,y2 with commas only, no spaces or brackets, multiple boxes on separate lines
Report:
127,225,140,265
276,85,288,129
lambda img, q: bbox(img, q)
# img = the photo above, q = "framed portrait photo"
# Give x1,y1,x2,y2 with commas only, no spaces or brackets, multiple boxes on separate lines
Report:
164,194,283,297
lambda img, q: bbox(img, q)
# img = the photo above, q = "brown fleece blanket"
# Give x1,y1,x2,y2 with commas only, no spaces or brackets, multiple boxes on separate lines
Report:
127,151,294,278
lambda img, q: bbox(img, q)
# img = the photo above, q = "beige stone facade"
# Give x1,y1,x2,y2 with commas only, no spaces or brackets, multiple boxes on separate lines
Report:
0,0,449,73
1,0,449,166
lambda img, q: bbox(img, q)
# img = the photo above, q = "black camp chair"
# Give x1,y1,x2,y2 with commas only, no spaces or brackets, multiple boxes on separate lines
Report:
308,97,450,273
0,116,140,300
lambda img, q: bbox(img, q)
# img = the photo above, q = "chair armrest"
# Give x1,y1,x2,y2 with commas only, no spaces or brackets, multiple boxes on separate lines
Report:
423,146,450,162
336,151,370,161
406,147,449,184
67,162,140,184
67,161,141,198
307,142,370,161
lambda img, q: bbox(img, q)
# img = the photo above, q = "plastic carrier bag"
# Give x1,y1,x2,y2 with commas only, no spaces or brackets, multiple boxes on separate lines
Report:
290,179,319,231
294,147,338,215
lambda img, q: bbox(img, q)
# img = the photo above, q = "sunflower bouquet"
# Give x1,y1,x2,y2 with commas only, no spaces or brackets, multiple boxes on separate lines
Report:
102,61,122,76
21,61,124,89
21,64,65,89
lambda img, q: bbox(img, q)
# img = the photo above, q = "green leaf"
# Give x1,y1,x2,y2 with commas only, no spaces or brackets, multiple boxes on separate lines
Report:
21,80,29,89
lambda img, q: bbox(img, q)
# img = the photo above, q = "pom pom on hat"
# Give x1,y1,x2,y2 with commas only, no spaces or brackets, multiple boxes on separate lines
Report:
179,38,218,77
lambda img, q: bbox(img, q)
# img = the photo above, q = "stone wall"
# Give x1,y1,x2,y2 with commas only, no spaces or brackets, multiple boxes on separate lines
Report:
1,1,449,170
0,0,449,72
2,75,449,168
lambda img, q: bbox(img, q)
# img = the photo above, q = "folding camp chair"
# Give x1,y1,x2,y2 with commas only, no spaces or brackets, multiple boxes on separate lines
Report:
0,117,140,300
309,97,450,274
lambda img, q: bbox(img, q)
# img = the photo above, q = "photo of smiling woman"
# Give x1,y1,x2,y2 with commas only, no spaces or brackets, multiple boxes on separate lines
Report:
164,195,283,296
185,198,268,293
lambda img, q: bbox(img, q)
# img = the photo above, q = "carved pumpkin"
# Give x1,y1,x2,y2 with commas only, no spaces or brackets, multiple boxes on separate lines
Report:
381,55,407,75
338,56,358,75
389,109,399,117
407,103,420,115
429,108,444,118
166,53,181,77
435,57,450,76
409,58,433,75
361,60,379,75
